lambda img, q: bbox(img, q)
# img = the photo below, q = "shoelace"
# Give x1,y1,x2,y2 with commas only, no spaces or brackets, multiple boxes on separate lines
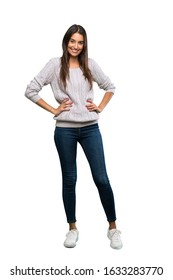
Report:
112,230,121,240
66,230,77,238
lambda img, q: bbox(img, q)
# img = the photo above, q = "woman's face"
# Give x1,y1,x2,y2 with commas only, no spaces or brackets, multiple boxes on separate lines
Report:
67,32,84,57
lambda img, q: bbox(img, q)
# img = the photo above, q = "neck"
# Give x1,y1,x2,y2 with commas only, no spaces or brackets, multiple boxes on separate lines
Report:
69,57,79,68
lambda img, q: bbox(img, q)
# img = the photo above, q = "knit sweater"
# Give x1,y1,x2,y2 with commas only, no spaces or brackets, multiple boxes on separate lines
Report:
25,57,115,127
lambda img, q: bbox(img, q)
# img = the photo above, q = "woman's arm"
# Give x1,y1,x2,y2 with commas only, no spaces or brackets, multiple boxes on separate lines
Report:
86,92,113,113
36,98,73,116
25,59,55,103
87,59,115,113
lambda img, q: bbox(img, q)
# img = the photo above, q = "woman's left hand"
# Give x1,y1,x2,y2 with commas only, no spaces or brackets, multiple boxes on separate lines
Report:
86,99,102,113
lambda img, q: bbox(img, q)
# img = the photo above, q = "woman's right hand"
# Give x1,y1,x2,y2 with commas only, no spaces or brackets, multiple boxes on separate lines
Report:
53,98,73,116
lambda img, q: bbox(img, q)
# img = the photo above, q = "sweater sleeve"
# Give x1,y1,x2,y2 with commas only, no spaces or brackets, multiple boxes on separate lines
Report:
25,58,55,103
89,58,116,94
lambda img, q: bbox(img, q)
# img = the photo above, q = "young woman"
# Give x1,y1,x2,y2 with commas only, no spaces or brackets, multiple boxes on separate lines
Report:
25,24,122,249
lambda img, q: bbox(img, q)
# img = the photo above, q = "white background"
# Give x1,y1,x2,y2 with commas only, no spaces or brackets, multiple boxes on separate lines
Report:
0,0,173,279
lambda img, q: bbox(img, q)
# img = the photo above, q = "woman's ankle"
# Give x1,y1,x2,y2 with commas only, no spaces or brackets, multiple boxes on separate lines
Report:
109,221,116,230
69,223,77,231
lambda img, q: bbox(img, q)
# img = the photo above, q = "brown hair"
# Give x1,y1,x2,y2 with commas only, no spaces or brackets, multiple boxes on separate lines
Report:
60,24,93,89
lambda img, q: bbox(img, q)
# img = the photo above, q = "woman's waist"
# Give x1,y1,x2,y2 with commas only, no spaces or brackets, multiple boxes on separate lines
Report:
53,104,99,123
55,120,98,128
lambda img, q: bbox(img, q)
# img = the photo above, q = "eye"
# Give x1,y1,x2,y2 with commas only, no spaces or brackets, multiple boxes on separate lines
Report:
79,41,84,45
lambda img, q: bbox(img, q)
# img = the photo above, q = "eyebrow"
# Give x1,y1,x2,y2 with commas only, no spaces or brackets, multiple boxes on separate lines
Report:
70,38,84,43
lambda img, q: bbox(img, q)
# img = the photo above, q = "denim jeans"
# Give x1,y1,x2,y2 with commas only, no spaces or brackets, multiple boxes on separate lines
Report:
54,123,116,223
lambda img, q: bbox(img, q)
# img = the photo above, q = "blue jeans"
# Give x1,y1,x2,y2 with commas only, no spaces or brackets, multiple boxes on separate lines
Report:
54,123,116,223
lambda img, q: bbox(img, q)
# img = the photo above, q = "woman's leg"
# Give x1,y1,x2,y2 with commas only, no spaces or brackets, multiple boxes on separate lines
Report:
54,127,78,225
109,221,116,230
79,124,116,224
69,223,77,230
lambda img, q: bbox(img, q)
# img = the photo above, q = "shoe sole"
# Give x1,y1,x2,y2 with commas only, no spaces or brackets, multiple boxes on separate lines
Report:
64,244,76,248
108,235,123,249
64,237,79,248
110,243,123,249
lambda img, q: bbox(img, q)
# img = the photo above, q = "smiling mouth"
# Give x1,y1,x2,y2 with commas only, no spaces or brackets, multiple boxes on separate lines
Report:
71,49,79,53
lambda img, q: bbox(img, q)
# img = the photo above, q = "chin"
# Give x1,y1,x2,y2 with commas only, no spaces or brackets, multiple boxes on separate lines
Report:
70,53,79,57
70,52,80,57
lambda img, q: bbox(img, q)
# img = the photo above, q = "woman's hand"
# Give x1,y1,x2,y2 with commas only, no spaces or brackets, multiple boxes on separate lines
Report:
86,99,102,113
54,98,73,116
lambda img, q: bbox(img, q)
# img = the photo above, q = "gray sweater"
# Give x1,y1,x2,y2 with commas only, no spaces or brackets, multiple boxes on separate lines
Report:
25,57,115,127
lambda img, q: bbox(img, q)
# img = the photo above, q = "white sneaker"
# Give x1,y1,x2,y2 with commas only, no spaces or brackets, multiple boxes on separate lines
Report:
107,229,123,249
64,230,79,248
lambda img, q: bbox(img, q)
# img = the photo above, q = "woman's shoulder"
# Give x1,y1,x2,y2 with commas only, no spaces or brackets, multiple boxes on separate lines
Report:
49,57,61,66
88,58,101,72
88,57,96,67
42,57,61,73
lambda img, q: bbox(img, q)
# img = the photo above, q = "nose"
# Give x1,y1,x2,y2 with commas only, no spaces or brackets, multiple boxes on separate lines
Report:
74,42,78,49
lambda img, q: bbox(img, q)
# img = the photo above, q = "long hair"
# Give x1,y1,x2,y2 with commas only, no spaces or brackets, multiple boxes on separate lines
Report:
60,24,93,89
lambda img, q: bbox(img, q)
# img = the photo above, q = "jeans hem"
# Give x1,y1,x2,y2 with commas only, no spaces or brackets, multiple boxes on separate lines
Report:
107,218,117,222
